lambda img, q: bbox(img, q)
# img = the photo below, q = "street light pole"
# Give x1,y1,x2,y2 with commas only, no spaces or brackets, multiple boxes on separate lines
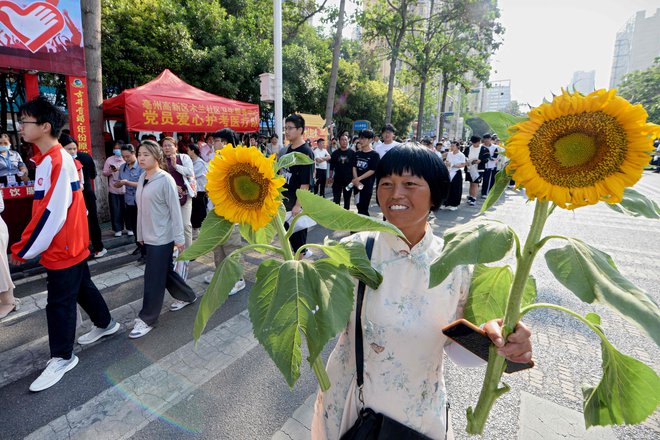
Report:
274,0,283,149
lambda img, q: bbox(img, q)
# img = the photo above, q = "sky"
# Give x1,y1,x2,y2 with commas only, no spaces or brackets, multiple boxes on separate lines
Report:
492,0,660,107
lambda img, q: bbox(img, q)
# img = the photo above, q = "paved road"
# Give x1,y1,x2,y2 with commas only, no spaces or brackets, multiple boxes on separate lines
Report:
2,173,659,439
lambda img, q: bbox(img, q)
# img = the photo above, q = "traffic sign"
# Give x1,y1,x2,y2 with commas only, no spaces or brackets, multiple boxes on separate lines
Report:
353,120,370,131
442,112,454,116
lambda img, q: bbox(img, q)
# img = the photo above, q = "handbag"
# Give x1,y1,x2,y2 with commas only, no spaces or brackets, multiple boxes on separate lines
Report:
172,249,189,280
340,235,433,440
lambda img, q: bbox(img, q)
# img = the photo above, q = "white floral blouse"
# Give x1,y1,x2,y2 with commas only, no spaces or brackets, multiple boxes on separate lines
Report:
311,226,478,440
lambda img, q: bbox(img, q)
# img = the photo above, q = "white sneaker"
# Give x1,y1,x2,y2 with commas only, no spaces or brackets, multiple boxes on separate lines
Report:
129,318,153,339
170,298,196,311
29,356,79,392
448,206,458,211
94,248,108,258
114,231,122,237
300,249,314,260
77,320,120,345
127,230,135,236
204,274,213,284
439,206,449,210
229,279,246,296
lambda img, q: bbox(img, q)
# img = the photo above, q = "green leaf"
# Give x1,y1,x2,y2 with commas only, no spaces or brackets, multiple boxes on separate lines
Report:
585,313,601,325
545,238,660,346
317,238,383,289
429,219,516,287
193,253,243,341
582,338,660,427
480,167,511,213
463,265,537,324
179,211,233,260
605,187,660,219
296,190,404,238
277,151,315,170
239,221,277,252
247,259,355,388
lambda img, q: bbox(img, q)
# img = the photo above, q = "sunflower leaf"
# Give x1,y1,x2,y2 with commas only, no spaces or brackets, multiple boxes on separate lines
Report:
463,265,537,324
582,336,660,427
193,253,243,341
296,190,404,238
317,238,383,289
545,238,660,346
277,152,315,171
179,211,233,260
239,222,277,252
480,168,511,213
247,259,355,388
429,219,516,287
605,188,660,219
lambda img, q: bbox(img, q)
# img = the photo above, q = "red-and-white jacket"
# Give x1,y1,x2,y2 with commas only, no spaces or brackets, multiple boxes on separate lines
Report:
11,144,90,270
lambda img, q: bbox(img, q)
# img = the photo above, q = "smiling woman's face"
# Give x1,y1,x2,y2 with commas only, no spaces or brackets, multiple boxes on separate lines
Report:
377,171,431,242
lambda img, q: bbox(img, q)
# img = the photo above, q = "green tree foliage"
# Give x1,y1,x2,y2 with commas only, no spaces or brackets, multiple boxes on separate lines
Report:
618,58,660,125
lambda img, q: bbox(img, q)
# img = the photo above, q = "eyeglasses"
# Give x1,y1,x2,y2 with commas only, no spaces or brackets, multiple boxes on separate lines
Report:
284,125,299,131
18,120,39,126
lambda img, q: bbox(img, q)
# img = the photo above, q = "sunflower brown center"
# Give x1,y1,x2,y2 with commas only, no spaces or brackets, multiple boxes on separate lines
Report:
227,163,268,206
528,111,627,188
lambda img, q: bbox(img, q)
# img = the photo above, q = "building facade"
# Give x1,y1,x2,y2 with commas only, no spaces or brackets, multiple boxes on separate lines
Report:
610,8,660,88
569,70,596,95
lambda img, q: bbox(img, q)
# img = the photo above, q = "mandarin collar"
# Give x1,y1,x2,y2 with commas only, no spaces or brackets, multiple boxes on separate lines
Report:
380,222,434,257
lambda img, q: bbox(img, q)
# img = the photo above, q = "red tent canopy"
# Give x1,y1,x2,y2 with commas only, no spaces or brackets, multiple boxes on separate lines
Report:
103,69,259,133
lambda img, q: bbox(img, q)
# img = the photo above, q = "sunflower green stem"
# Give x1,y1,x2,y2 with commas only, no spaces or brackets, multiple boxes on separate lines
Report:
273,215,295,261
467,200,552,434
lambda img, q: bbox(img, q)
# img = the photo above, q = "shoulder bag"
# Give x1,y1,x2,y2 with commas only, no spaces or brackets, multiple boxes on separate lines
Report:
340,235,434,440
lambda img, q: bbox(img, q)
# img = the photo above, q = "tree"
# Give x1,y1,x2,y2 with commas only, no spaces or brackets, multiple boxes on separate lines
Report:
324,0,347,137
618,58,660,125
360,0,419,124
503,100,522,117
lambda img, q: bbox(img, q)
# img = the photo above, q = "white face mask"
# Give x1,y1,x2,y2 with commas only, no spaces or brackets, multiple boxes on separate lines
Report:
0,144,10,152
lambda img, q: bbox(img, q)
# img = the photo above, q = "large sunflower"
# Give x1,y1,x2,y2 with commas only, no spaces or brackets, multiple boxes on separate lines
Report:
506,89,659,209
206,146,285,230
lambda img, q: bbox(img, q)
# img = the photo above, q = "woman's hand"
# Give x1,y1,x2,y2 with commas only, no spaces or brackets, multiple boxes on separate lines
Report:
483,319,532,363
175,243,185,252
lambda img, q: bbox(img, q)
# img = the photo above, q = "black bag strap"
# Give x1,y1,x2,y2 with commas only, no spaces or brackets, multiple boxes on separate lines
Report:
355,234,375,394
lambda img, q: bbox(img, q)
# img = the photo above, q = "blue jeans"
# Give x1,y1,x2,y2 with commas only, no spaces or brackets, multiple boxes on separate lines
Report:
108,193,125,232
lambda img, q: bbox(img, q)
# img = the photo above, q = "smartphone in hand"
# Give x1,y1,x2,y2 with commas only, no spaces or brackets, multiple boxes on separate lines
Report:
442,319,534,374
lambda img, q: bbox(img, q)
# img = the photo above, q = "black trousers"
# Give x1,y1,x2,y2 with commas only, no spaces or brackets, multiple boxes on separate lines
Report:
46,260,112,359
125,203,137,233
109,192,125,232
314,169,327,197
332,180,352,210
141,242,196,326
289,229,308,253
191,192,208,229
355,183,374,216
482,169,498,196
83,190,104,253
444,171,463,207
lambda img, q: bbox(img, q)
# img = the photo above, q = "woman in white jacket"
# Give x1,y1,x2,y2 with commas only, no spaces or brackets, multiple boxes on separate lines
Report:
0,190,18,319
131,140,197,339
162,136,195,248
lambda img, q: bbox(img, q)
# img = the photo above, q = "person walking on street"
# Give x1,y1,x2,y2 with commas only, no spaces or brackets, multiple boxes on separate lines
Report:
10,97,119,392
351,130,380,216
103,141,126,236
463,135,490,206
481,134,499,198
0,190,19,320
187,143,209,239
329,134,355,210
162,136,195,249
375,123,400,158
442,141,467,211
282,114,314,258
60,134,107,258
132,140,197,338
313,138,330,197
114,144,145,259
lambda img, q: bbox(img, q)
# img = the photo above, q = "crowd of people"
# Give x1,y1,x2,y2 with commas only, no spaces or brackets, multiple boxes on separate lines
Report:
0,98,533,440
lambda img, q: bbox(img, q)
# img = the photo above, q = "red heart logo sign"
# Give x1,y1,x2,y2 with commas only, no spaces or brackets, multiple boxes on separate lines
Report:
0,1,65,53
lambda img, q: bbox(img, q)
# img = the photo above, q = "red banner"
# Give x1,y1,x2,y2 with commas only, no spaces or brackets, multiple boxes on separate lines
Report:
1,184,34,200
135,98,259,132
0,1,86,76
65,76,92,153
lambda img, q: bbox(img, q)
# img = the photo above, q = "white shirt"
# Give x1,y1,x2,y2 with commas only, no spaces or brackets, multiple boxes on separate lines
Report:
313,148,331,170
375,141,400,158
483,144,498,170
446,150,466,180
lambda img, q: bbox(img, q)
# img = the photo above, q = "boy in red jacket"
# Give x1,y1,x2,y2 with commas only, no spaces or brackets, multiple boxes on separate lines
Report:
10,97,119,392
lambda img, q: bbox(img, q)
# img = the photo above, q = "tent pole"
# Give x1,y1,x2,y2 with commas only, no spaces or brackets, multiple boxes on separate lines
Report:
274,0,283,150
